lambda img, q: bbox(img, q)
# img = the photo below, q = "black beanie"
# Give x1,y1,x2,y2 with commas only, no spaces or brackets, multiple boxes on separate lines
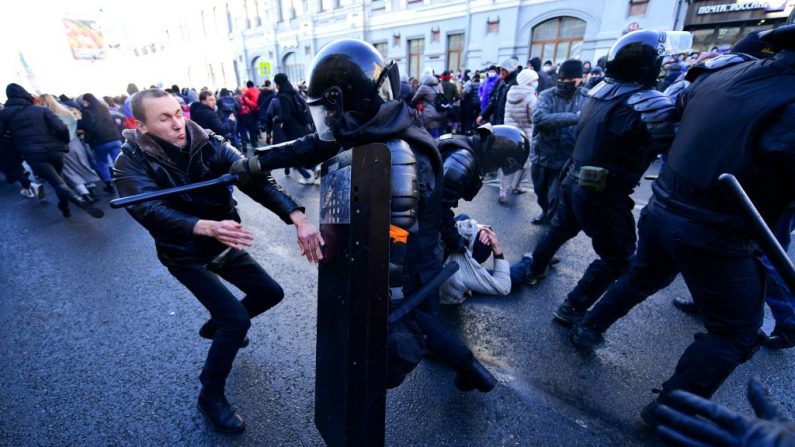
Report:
528,57,542,72
558,59,583,79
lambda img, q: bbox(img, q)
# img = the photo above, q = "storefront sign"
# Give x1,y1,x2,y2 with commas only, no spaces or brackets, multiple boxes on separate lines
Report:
697,1,786,15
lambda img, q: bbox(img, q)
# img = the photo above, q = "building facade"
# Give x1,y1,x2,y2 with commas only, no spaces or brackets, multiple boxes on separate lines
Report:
221,0,683,88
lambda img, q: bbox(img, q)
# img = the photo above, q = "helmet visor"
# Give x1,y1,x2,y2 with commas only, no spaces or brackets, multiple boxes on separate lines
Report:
307,86,343,142
661,31,693,56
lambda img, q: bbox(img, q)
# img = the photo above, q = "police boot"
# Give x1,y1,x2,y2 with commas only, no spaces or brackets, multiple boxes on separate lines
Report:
765,324,795,350
454,359,497,393
197,391,246,434
199,319,249,348
553,299,586,327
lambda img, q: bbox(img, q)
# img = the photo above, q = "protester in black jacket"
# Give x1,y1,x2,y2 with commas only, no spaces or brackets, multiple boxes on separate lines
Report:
528,57,554,92
190,91,231,137
271,73,312,141
477,58,520,125
257,81,275,144
79,93,123,193
0,83,102,218
113,88,323,434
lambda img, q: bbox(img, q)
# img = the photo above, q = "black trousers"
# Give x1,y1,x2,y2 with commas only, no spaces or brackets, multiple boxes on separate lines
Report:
238,114,259,148
530,163,562,221
583,208,764,399
168,249,284,396
0,148,30,188
25,152,76,204
530,176,636,309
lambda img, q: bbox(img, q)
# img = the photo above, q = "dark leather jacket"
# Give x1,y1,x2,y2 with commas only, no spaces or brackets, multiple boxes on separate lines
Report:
113,119,302,267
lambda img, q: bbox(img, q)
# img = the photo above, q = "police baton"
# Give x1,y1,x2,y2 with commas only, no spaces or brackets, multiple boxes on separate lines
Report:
718,173,795,295
388,261,459,324
109,173,239,209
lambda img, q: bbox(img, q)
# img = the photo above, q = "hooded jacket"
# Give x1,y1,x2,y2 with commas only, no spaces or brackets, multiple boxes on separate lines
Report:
79,93,122,146
478,74,500,110
410,74,446,130
113,119,302,267
504,84,538,139
0,83,69,155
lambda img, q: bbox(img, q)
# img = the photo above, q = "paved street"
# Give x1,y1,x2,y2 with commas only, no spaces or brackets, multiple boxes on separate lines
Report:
1,159,793,446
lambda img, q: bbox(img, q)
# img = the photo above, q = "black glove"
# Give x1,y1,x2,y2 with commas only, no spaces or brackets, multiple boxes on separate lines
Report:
654,378,795,447
229,157,262,186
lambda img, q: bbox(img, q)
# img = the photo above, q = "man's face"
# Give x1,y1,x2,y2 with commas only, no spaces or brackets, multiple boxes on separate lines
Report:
137,95,187,148
499,68,509,80
202,94,217,109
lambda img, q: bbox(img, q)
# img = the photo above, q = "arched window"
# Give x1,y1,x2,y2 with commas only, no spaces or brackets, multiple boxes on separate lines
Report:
283,52,304,83
530,17,586,64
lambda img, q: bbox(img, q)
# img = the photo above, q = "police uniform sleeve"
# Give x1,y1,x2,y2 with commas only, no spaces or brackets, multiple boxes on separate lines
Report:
220,141,304,224
253,133,339,171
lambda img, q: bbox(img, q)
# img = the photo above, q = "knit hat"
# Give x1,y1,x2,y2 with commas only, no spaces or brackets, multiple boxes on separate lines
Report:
516,68,539,86
558,59,583,79
499,57,519,72
527,57,542,72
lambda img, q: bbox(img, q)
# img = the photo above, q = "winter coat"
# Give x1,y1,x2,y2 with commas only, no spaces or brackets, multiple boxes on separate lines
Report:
478,75,500,110
257,88,275,122
440,218,511,304
189,102,230,136
217,95,240,117
243,87,260,114
272,88,312,141
0,84,69,156
480,70,519,125
441,80,460,103
531,86,589,170
410,75,446,130
504,84,537,139
113,119,302,267
79,94,122,146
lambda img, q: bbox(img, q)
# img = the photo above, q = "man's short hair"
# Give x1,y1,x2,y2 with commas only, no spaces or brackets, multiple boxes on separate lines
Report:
246,80,254,88
131,88,172,122
263,80,271,87
199,90,213,102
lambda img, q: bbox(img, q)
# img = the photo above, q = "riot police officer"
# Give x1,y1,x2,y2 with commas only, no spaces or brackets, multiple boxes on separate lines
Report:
519,30,690,327
438,124,529,254
230,38,496,392
571,25,795,427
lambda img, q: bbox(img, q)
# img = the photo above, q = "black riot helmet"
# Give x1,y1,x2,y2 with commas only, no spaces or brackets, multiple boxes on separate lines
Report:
760,24,795,50
476,124,530,175
605,30,692,87
305,38,401,141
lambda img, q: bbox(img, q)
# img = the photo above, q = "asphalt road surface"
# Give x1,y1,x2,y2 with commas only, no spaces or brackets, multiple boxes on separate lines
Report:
1,158,792,446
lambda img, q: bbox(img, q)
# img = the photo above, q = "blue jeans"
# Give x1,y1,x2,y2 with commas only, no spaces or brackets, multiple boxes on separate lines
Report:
761,207,795,328
91,140,122,182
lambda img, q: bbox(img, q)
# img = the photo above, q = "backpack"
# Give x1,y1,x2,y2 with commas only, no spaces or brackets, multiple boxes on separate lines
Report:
289,93,312,127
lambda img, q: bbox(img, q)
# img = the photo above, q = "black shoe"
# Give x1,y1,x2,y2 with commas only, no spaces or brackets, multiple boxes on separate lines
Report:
553,300,586,327
197,392,246,434
672,297,699,315
103,181,116,195
199,320,249,348
455,360,497,393
57,200,71,218
765,325,795,349
74,198,104,218
523,264,549,286
571,324,603,350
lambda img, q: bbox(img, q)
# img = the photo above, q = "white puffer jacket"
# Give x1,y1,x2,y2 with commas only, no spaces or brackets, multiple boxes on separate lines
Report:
504,84,537,139
440,218,511,305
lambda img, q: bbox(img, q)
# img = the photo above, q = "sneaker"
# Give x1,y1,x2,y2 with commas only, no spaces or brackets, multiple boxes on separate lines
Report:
553,300,586,326
571,324,603,349
298,176,313,185
523,264,549,286
31,182,45,199
20,188,35,198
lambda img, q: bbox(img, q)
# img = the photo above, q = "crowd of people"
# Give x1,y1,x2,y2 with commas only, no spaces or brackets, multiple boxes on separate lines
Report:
1,23,794,444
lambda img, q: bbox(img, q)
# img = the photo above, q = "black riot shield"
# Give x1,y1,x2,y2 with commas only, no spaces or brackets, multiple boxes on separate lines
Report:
315,144,391,447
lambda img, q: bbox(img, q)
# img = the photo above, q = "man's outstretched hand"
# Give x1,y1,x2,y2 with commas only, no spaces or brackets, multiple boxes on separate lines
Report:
290,211,325,263
193,219,254,250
